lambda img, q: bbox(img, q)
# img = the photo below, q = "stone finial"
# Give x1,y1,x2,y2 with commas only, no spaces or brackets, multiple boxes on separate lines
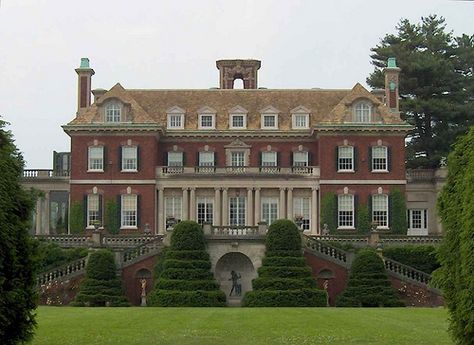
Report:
79,57,90,69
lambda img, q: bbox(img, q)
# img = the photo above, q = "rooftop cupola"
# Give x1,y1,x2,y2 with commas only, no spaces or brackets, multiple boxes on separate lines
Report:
75,57,95,114
383,57,401,114
216,59,261,89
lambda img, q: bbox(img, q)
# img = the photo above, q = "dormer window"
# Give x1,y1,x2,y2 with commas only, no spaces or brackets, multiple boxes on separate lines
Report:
166,106,185,129
291,106,310,129
229,106,248,129
260,106,279,129
105,102,121,122
354,101,372,122
197,106,217,130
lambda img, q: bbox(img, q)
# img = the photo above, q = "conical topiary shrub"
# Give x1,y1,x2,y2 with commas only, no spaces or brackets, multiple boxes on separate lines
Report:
336,249,404,307
148,221,226,307
72,249,129,306
243,219,327,307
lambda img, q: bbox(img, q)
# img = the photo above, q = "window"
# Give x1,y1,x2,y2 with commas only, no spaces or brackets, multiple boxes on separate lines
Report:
167,114,184,129
293,197,310,230
372,194,388,228
261,152,277,166
354,102,371,122
199,114,215,129
199,152,214,166
229,196,246,226
197,197,213,225
293,151,309,166
87,194,100,227
165,196,182,230
231,151,245,166
168,152,183,166
408,209,427,230
122,146,137,171
338,194,354,228
262,197,278,225
121,194,137,228
88,146,104,171
262,114,277,129
105,102,121,122
372,146,388,171
230,114,246,129
338,146,354,171
292,114,309,129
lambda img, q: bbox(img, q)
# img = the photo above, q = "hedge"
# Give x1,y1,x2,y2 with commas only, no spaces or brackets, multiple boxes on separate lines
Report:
244,289,327,307
159,268,215,281
252,277,317,291
261,256,306,267
163,259,211,270
170,221,206,251
336,249,403,307
383,245,439,274
165,250,210,261
257,266,313,279
266,220,302,251
265,250,303,258
148,290,226,307
155,279,220,291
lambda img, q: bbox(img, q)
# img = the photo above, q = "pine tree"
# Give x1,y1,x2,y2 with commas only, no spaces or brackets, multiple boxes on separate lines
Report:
0,118,38,344
367,15,474,168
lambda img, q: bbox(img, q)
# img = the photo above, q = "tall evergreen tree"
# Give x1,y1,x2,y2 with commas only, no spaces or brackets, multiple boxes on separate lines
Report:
0,118,38,345
367,15,474,168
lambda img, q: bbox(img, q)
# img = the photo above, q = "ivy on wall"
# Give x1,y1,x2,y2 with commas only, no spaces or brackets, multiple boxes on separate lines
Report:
320,192,337,233
69,201,84,234
356,204,370,234
389,188,407,234
105,200,120,235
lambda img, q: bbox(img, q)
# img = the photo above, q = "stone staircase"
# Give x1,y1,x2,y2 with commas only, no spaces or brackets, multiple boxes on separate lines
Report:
37,257,87,286
120,237,164,268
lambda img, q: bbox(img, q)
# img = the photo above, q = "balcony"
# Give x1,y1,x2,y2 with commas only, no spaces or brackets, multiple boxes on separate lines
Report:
157,166,320,178
22,169,70,179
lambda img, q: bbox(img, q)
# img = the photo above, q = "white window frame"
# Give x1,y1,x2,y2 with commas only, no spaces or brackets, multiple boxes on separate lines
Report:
338,146,354,172
88,146,104,172
167,113,184,129
354,101,372,123
197,196,214,225
408,209,428,232
121,146,138,172
261,114,278,129
293,151,309,167
261,197,279,225
230,151,245,167
338,194,354,229
372,194,389,229
165,196,182,230
292,113,309,129
168,152,183,166
198,114,216,129
293,197,311,231
105,102,121,123
87,194,100,228
230,114,247,129
261,151,277,167
372,146,388,172
229,196,246,226
121,194,137,229
199,152,215,166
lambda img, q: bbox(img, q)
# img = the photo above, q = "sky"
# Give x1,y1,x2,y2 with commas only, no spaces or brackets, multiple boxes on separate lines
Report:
0,0,473,169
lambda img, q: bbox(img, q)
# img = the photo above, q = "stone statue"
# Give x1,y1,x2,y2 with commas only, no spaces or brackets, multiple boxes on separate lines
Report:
229,270,242,297
140,279,147,297
322,223,329,235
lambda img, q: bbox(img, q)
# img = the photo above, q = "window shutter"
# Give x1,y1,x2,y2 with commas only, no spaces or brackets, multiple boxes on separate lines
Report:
182,152,186,166
136,146,140,171
276,152,280,167
353,147,358,171
103,147,107,172
98,194,103,226
368,146,373,171
308,152,313,166
196,151,200,167
118,146,122,171
259,152,262,167
368,195,373,223
334,194,339,230
335,146,339,171
388,194,393,229
83,195,88,228
354,194,358,229
387,146,392,171
213,152,217,166
290,152,294,167
136,195,141,229
117,195,122,229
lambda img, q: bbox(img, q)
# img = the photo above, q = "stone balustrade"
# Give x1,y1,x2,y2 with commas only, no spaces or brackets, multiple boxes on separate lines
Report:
122,238,164,265
303,236,351,267
102,235,163,248
383,257,432,285
158,166,320,177
22,169,70,178
34,234,163,249
35,234,90,247
203,223,267,238
37,257,87,285
380,235,443,245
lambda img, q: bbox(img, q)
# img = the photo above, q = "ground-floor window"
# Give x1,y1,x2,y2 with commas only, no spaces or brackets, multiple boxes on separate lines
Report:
121,194,137,228
372,194,388,228
338,194,354,229
408,209,427,230
197,196,213,225
165,196,182,230
261,197,278,225
229,196,246,226
87,194,100,227
293,197,310,230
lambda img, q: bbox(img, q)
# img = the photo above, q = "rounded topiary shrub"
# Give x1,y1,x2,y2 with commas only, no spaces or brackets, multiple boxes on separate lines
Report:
336,249,404,307
72,249,129,307
243,219,327,307
149,221,226,307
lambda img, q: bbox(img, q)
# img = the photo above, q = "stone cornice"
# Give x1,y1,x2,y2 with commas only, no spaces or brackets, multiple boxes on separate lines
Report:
315,124,413,133
62,124,164,136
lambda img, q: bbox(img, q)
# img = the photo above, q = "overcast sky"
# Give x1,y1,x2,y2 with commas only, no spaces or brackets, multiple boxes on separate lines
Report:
0,0,473,169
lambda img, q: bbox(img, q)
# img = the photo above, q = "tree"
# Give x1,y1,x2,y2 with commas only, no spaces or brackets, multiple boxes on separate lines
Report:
367,15,474,168
148,221,226,307
72,249,129,307
243,220,327,307
437,126,474,345
0,118,38,344
336,249,404,307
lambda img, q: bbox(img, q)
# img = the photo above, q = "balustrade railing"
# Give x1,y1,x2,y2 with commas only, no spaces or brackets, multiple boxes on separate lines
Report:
122,237,164,264
35,235,90,247
102,235,162,248
380,235,443,245
37,257,87,285
383,257,432,285
406,169,435,182
158,166,319,177
23,169,70,178
314,235,368,244
210,225,260,236
303,236,349,266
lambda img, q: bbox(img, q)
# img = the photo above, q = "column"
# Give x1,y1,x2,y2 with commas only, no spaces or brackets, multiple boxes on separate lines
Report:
35,198,43,234
214,188,221,226
311,187,318,235
158,187,164,234
254,188,261,224
279,188,286,220
287,187,293,220
222,188,228,226
247,188,253,226
44,191,50,234
182,188,189,220
189,188,196,221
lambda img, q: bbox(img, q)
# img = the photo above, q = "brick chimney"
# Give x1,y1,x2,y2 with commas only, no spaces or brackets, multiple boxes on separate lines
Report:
216,59,261,89
75,58,95,113
383,57,401,113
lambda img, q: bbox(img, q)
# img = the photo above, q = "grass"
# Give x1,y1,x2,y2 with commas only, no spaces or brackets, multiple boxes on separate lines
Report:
32,307,452,345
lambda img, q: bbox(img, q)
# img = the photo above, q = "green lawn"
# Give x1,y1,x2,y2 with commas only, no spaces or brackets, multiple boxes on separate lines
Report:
32,307,452,345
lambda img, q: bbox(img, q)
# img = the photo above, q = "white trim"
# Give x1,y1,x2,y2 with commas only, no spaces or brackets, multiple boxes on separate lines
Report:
320,180,406,185
198,113,216,130
260,113,278,129
70,180,156,184
291,113,309,129
229,113,247,129
167,113,184,130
